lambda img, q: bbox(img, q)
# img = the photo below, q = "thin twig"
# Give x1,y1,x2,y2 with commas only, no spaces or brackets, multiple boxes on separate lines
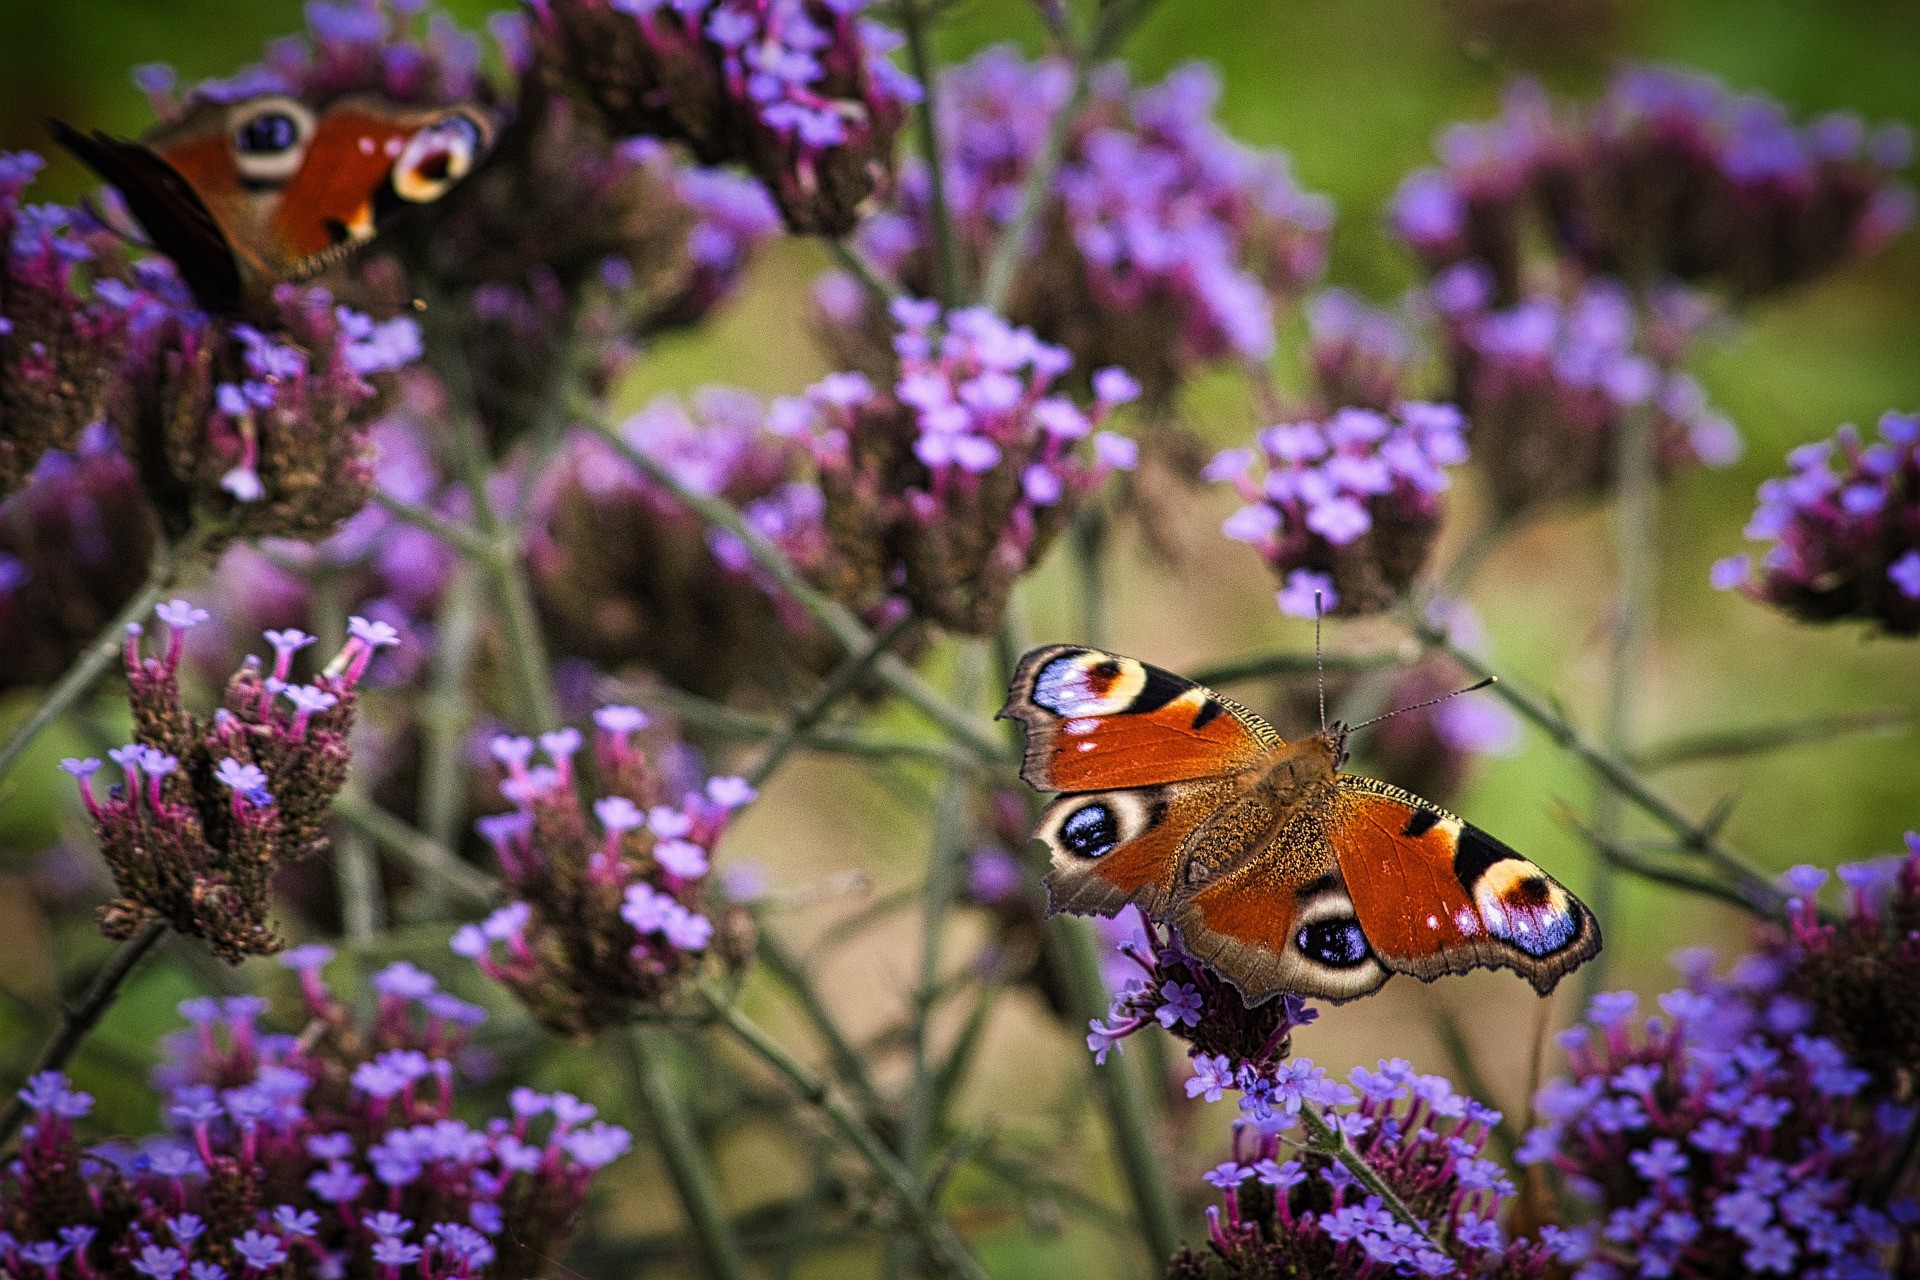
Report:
333,792,497,908
1558,807,1774,917
755,934,891,1123
371,489,491,559
701,988,993,1280
1411,618,1788,915
1298,1102,1440,1241
1189,645,1413,690
748,613,918,788
578,407,1009,764
1633,707,1908,771
0,919,167,1151
899,0,962,305
822,236,904,306
635,682,988,773
415,563,485,915
0,527,206,784
612,1029,752,1280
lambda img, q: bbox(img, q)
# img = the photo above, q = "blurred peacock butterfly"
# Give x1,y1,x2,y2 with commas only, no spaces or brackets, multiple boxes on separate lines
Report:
1000,645,1601,1003
50,93,496,315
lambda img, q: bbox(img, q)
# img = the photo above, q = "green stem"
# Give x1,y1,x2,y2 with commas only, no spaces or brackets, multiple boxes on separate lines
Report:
334,828,384,943
415,563,485,915
1051,915,1183,1264
613,1029,752,1280
334,793,497,907
748,613,917,789
702,989,993,1280
1187,646,1410,690
1588,398,1658,996
0,919,167,1151
0,527,205,784
1566,817,1771,917
822,237,904,306
1298,1103,1437,1241
755,934,891,1122
1411,618,1787,915
634,683,987,773
579,410,1008,764
1633,707,1907,771
371,489,491,559
899,0,962,306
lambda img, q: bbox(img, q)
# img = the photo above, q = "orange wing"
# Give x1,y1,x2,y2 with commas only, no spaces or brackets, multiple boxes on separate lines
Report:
999,646,1279,792
1326,776,1600,994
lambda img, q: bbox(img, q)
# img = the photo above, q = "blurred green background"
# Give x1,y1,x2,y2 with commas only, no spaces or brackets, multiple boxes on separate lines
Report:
2,1,1918,1275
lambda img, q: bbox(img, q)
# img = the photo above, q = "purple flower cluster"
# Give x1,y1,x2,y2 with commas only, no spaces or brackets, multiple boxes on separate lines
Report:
452,707,754,1035
0,152,134,499
827,48,1331,403
1393,67,1915,304
1172,1061,1548,1279
1713,410,1920,636
535,0,917,235
784,300,1139,633
60,604,397,959
1206,401,1468,618
1306,289,1421,416
529,389,855,700
1086,913,1318,1115
0,424,157,693
0,951,627,1280
1432,267,1738,520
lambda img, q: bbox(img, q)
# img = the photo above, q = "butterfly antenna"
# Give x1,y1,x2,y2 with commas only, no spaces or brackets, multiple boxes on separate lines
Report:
1344,676,1496,736
1314,590,1327,733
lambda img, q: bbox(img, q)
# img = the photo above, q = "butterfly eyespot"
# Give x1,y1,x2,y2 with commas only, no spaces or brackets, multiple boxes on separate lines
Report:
1296,917,1372,969
1032,651,1146,717
1474,861,1578,958
1059,803,1120,860
229,97,317,184
391,112,486,204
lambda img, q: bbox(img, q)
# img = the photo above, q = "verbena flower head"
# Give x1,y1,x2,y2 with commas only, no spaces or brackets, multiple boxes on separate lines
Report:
1207,402,1468,618
535,0,916,235
1307,289,1423,416
1170,1060,1549,1279
1392,66,1915,305
60,605,392,959
0,953,626,1279
1519,926,1917,1280
0,152,135,500
0,424,157,693
787,301,1138,634
1087,913,1317,1101
1713,410,1920,636
1433,269,1738,520
825,48,1331,404
529,390,857,701
453,706,755,1036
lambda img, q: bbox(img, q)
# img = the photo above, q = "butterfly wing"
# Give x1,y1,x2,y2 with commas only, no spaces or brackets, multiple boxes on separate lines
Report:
1000,645,1280,792
1002,646,1282,921
1326,775,1600,994
47,119,245,313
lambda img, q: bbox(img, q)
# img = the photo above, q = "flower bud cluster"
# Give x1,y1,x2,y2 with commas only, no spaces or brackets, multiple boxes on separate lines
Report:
107,280,420,545
1206,402,1468,618
61,605,398,960
0,153,135,500
0,950,628,1280
529,390,848,701
1172,1062,1545,1280
824,49,1331,403
1518,953,1914,1280
1393,68,1915,305
1712,410,1920,636
1432,268,1738,520
453,707,755,1036
0,424,156,693
535,0,917,235
783,300,1140,634
1305,290,1421,416
1086,914,1318,1118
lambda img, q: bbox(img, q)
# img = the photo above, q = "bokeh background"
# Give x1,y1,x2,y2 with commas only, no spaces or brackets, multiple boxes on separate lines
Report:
2,0,1917,1275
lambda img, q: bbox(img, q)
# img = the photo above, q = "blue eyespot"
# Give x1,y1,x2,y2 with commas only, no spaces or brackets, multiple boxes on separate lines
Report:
1297,918,1371,968
1060,803,1119,859
236,112,301,155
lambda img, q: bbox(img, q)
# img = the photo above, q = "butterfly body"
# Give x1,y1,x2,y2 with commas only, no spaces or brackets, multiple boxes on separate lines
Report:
51,93,494,315
1002,645,1600,1004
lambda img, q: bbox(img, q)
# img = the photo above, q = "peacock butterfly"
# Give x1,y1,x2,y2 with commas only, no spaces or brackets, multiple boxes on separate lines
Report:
999,644,1601,1003
50,93,496,316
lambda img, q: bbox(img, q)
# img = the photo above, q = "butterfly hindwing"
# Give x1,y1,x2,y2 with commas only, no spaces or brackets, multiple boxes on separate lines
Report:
1038,778,1242,920
1000,645,1279,792
1326,776,1600,994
